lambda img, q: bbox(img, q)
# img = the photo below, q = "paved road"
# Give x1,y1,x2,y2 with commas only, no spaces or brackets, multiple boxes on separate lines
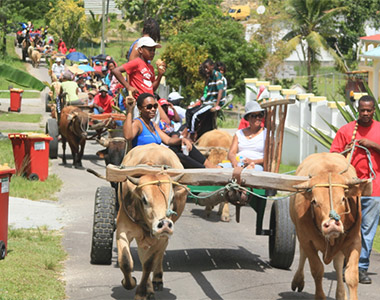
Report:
3,54,380,299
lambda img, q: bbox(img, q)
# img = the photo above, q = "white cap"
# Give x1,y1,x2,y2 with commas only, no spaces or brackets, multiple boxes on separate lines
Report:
136,37,161,49
56,57,62,62
168,91,184,102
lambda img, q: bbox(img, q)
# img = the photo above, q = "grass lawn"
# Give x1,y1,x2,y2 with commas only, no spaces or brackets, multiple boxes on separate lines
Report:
0,91,40,99
374,226,380,253
0,227,66,300
0,112,41,123
0,139,62,201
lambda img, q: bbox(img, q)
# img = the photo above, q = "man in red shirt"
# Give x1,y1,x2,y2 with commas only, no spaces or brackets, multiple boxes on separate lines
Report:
92,85,114,114
330,95,380,284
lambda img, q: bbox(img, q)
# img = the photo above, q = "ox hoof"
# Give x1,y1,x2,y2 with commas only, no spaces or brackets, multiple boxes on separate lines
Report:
291,279,304,292
147,292,156,300
220,215,230,222
152,281,163,291
121,277,137,290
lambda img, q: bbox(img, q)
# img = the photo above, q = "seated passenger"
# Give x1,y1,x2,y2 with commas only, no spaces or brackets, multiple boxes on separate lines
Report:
123,93,217,168
158,98,181,135
91,85,114,114
222,101,266,171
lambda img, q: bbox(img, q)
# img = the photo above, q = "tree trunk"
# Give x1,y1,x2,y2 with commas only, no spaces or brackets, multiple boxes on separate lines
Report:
307,46,312,93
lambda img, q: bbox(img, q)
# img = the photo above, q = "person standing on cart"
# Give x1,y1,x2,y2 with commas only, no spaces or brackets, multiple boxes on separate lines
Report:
330,95,380,284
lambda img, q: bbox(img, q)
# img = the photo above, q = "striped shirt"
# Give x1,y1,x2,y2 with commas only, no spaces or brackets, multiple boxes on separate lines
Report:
204,70,226,105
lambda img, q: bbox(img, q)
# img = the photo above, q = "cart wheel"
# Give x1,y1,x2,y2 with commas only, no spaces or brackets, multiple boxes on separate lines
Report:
28,173,39,181
0,241,6,259
46,119,59,159
269,198,296,269
90,186,116,265
8,107,10,112
45,93,52,112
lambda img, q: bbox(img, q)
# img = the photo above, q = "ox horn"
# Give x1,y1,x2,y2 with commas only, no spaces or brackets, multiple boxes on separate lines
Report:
293,180,310,190
346,177,368,186
171,174,183,183
127,176,140,185
97,137,109,147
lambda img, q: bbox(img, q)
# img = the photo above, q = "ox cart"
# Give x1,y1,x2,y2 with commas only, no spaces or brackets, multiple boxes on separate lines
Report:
90,98,301,270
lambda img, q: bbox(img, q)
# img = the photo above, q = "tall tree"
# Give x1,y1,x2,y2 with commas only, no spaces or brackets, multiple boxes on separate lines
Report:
46,0,86,48
332,0,380,67
283,0,347,92
161,13,266,99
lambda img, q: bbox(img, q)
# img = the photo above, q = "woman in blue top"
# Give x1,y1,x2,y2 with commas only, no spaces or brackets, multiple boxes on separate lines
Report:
123,93,216,168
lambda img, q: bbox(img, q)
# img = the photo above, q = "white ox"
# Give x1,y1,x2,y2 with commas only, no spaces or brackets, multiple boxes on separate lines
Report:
117,144,187,300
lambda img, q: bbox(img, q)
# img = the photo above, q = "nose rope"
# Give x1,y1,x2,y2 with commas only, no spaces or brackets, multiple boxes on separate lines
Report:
137,179,178,217
328,173,340,221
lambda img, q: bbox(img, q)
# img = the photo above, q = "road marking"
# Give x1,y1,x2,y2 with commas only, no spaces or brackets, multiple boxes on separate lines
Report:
236,262,241,269
211,258,217,268
205,249,211,257
184,250,190,260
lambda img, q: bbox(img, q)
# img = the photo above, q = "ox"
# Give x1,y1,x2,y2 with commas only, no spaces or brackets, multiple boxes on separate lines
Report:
197,129,233,222
27,46,42,68
117,144,187,300
59,106,88,168
290,152,371,300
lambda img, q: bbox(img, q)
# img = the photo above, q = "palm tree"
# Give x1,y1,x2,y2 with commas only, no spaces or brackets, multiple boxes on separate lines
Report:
283,0,347,92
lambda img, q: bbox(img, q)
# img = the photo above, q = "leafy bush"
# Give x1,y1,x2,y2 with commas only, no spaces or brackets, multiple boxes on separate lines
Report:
161,14,266,101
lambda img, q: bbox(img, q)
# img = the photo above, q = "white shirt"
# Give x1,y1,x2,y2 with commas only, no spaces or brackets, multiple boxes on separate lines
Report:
236,128,266,161
52,63,65,78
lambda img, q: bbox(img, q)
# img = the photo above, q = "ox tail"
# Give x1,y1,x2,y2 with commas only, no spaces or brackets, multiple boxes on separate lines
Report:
86,168,106,180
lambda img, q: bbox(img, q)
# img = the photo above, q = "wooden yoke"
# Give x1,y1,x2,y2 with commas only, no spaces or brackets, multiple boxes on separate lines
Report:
261,98,295,173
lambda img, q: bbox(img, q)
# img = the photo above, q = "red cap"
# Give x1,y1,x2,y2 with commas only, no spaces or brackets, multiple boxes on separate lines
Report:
158,98,170,106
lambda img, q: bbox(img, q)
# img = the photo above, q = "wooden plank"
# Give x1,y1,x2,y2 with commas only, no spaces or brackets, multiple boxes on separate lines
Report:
106,165,309,192
260,99,295,108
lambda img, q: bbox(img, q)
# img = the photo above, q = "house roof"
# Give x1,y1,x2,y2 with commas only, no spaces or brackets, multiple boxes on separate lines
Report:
360,34,380,43
361,46,380,59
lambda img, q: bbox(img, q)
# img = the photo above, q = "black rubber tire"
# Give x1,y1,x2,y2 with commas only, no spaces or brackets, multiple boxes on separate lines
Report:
45,93,52,112
90,186,116,265
28,173,39,181
269,198,296,269
0,240,6,259
46,119,59,159
22,49,26,61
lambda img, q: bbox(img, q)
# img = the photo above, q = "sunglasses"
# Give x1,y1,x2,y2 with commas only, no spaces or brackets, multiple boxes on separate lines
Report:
248,112,265,119
142,103,159,110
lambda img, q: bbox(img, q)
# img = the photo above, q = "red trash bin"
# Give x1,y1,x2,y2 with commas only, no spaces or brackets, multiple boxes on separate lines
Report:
24,133,53,181
8,133,28,176
0,165,15,259
8,88,24,112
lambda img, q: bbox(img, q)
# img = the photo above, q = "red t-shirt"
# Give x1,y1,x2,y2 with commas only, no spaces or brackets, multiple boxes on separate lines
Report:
330,120,380,196
94,94,114,113
122,57,155,98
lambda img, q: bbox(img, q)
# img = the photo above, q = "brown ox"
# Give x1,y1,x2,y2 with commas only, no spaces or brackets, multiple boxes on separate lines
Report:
117,144,187,299
197,129,233,221
59,106,88,168
290,152,371,300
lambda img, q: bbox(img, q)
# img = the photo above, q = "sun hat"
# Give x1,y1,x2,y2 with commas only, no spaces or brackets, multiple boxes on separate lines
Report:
243,101,265,121
137,36,162,49
168,91,184,102
158,98,170,106
67,64,85,75
99,85,108,92
88,90,97,96
56,57,62,62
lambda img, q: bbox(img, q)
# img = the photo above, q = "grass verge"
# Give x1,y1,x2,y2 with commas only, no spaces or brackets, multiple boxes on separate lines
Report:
374,226,380,253
0,138,62,201
0,91,41,99
0,112,41,123
0,227,66,300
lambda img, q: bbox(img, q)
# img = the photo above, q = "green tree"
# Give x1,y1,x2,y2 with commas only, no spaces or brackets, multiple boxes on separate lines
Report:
332,0,380,67
46,0,86,48
283,0,347,92
161,14,266,100
83,10,103,44
115,0,221,24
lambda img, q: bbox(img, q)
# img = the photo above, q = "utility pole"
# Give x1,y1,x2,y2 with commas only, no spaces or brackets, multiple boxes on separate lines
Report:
101,0,105,54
